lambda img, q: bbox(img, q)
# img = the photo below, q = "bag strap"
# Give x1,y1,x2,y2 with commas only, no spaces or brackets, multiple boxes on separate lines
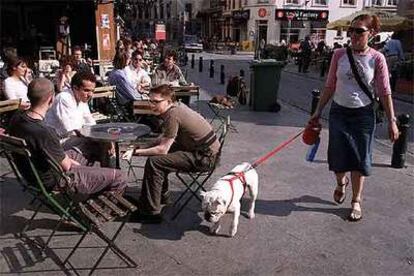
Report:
346,47,374,102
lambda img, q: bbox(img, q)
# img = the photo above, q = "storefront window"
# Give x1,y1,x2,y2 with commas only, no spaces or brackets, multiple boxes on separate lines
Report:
342,0,356,5
372,0,383,5
313,0,327,5
386,0,397,6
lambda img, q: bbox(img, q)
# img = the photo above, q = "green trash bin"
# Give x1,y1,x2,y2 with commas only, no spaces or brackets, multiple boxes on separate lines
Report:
250,60,285,112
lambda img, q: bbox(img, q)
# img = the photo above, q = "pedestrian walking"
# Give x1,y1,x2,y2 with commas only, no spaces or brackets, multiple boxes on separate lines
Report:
309,14,399,221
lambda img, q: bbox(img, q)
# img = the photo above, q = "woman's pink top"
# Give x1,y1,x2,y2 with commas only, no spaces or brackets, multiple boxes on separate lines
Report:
325,47,391,108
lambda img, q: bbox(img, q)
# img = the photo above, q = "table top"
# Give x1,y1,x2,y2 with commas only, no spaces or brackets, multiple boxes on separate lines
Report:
80,123,151,142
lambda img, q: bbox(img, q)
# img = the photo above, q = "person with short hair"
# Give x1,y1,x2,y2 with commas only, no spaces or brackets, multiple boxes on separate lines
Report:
72,45,93,74
123,50,151,94
45,71,114,167
152,51,188,87
123,84,220,223
8,78,126,196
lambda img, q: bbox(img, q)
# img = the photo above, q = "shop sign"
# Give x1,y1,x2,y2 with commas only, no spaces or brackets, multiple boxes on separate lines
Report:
155,23,166,41
258,8,267,18
232,10,250,21
275,9,328,21
101,14,110,29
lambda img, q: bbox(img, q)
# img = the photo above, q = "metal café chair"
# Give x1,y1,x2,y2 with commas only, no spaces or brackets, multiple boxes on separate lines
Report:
0,134,138,275
171,119,229,220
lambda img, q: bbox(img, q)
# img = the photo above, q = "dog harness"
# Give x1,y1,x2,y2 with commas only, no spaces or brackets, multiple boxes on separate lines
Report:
222,171,247,207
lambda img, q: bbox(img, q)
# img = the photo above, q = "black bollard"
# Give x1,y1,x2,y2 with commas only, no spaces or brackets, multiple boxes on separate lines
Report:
391,114,411,168
191,54,195,68
320,58,327,78
209,60,214,78
311,89,320,114
199,57,203,72
240,69,245,78
220,65,225,85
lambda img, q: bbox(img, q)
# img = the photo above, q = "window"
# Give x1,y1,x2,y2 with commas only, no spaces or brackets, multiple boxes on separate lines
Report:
285,0,300,4
257,0,270,3
372,0,383,5
342,0,356,5
313,0,327,5
386,0,397,6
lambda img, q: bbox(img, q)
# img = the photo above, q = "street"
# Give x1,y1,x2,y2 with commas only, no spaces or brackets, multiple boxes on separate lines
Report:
0,52,413,275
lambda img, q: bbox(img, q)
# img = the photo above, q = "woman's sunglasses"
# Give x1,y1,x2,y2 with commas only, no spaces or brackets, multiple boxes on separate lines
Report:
348,27,369,35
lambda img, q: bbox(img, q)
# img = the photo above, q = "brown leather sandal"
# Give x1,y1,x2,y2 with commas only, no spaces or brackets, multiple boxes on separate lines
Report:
348,200,363,222
333,176,349,204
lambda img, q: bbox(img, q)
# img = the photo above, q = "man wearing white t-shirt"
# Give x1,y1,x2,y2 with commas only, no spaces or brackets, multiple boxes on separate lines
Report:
46,71,114,167
123,50,151,94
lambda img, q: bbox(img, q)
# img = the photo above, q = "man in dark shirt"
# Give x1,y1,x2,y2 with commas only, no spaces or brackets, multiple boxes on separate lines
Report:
8,78,126,195
124,85,220,223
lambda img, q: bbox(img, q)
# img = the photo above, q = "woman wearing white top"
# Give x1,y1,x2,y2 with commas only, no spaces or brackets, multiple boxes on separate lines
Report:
4,57,32,109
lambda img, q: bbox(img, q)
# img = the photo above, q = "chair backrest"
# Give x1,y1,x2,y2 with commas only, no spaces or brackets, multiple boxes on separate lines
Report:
133,100,158,115
0,134,88,230
213,117,230,168
93,85,116,99
0,99,21,113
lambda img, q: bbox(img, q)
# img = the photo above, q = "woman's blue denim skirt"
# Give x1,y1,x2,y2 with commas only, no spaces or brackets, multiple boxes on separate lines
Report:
328,101,375,176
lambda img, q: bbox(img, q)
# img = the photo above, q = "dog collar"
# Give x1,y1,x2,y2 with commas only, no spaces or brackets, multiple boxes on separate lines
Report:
222,171,247,207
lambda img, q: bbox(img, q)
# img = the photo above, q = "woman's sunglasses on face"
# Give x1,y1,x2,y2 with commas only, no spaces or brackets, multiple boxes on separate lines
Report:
348,27,369,35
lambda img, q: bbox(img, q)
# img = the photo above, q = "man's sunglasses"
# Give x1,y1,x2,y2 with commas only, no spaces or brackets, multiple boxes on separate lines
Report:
149,99,167,104
348,27,369,35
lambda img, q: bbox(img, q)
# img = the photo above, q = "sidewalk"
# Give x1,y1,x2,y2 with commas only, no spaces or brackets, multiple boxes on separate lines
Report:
0,59,413,275
283,62,414,104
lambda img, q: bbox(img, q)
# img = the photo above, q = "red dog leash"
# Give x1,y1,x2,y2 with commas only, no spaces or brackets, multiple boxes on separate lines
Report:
222,129,305,206
251,129,305,169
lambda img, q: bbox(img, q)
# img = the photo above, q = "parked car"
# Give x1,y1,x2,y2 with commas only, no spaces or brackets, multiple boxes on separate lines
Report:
184,35,203,52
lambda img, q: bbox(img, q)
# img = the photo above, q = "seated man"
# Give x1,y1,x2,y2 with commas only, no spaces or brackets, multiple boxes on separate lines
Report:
123,50,151,94
72,45,94,74
123,85,220,223
8,78,126,196
152,51,188,87
108,51,145,105
45,71,114,167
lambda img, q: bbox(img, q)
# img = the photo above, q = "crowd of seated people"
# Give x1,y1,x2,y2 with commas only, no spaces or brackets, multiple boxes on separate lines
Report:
0,37,214,225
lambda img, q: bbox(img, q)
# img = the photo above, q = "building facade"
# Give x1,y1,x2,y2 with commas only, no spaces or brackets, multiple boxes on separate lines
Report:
124,0,204,43
199,0,406,47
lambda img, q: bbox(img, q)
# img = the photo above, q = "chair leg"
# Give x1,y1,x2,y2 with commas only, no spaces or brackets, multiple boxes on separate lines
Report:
19,200,42,238
63,231,88,265
172,172,202,207
89,218,137,275
41,215,67,253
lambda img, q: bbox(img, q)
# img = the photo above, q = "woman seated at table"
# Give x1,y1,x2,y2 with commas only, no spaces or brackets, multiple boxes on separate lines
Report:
108,51,147,105
4,57,33,109
54,55,77,93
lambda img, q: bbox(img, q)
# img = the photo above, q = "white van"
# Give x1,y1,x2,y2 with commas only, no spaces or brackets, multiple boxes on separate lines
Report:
184,35,203,52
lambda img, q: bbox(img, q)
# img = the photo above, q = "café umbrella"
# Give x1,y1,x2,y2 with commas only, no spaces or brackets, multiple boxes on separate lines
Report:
327,7,413,32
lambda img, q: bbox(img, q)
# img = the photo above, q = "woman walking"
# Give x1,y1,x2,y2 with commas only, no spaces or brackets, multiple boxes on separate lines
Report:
310,14,399,221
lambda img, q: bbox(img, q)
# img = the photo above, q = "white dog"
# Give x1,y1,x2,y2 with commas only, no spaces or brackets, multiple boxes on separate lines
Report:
200,162,259,237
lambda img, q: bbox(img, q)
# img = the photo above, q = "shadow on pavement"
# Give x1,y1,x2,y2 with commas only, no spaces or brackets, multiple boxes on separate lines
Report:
255,195,349,220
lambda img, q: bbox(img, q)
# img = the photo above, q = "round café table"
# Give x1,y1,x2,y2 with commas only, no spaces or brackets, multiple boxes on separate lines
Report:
80,122,151,169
